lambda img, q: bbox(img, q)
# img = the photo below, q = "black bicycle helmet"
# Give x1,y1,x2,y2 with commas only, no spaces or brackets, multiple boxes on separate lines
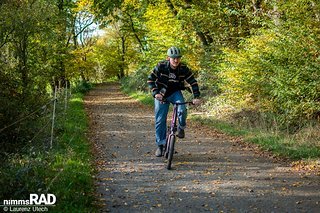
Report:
167,46,182,58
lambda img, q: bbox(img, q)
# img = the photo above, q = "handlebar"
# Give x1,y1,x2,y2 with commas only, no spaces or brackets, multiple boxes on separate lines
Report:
160,101,194,105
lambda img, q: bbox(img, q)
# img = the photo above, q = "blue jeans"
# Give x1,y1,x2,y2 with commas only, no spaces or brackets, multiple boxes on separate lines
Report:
154,91,187,146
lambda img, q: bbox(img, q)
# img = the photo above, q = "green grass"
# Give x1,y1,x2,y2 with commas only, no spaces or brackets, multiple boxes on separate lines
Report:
192,116,320,160
48,93,96,212
121,85,154,106
193,117,249,136
0,92,97,212
120,84,320,160
129,91,154,106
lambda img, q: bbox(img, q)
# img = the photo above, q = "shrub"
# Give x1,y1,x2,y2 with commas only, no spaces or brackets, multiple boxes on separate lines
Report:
218,25,320,128
121,65,150,93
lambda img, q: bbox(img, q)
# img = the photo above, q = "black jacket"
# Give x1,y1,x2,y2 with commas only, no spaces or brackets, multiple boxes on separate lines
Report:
147,60,200,98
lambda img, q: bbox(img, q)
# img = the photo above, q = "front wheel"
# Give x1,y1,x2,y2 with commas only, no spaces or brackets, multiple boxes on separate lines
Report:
167,135,176,170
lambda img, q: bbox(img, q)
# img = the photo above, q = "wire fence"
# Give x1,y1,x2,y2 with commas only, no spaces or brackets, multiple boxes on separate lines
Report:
0,81,72,153
0,81,81,200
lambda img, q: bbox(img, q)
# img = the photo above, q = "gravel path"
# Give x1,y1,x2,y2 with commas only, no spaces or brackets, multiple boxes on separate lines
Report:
84,83,319,213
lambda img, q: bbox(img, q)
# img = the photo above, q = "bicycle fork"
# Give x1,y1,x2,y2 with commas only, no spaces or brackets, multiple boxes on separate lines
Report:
164,104,178,158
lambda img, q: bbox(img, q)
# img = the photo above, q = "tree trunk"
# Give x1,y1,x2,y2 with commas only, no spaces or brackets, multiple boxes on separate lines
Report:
165,0,213,49
55,0,68,88
15,33,29,97
119,36,126,78
126,12,145,53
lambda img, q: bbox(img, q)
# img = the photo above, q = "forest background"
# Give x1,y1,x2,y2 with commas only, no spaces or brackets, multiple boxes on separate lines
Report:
0,0,319,211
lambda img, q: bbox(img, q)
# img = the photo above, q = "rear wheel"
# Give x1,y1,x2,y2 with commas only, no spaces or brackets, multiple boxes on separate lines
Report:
167,135,175,170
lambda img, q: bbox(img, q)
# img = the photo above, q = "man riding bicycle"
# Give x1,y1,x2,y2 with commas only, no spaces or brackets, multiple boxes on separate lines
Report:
147,46,201,157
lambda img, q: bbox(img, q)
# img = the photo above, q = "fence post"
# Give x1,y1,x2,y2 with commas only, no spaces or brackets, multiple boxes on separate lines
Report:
64,81,68,114
50,86,57,149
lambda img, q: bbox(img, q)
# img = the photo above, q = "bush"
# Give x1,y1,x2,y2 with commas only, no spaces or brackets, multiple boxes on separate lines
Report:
71,80,93,94
121,65,150,93
218,25,320,129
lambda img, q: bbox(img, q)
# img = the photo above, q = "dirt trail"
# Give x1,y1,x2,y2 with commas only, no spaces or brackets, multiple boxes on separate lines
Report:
84,83,319,213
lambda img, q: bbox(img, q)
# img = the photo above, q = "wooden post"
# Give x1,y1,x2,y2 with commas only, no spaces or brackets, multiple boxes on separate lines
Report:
50,86,57,149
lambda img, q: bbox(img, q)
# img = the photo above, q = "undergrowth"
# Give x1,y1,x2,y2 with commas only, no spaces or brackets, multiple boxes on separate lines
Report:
192,116,320,160
0,82,96,212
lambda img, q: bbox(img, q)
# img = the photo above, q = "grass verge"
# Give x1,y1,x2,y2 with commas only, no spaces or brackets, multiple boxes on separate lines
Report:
48,92,96,212
121,87,154,106
0,92,97,212
121,87,320,161
192,116,320,160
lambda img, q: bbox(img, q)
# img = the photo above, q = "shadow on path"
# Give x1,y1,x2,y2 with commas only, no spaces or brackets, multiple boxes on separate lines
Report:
85,83,319,213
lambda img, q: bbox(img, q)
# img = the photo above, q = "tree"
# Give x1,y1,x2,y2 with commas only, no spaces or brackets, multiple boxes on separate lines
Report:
0,0,61,144
0,0,101,144
218,0,320,127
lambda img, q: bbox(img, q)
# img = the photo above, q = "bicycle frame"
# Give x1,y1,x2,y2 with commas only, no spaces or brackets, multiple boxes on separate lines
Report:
163,101,193,169
164,101,193,136
169,103,179,135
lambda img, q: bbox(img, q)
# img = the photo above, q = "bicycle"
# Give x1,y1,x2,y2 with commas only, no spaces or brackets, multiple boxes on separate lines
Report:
162,101,194,170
